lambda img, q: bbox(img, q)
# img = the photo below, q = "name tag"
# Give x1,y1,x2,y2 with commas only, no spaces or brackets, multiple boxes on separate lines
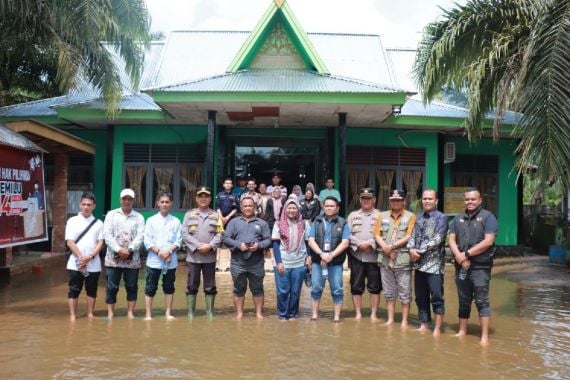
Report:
324,241,331,252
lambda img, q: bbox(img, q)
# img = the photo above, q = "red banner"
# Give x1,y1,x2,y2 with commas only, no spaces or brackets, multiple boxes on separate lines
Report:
0,145,47,248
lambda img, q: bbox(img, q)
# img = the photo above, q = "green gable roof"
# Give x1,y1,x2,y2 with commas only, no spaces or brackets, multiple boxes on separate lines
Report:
227,0,328,74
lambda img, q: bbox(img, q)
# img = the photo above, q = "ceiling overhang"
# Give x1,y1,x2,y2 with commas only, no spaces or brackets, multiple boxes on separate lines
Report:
5,120,96,154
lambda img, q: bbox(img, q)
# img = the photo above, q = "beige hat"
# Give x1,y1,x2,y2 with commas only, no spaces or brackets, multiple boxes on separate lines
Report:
120,188,135,198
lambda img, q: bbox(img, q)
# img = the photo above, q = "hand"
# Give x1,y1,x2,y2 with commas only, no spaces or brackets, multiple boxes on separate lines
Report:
239,243,249,252
197,243,211,254
222,216,229,225
461,259,470,270
389,251,397,260
117,247,130,260
305,256,312,269
249,242,259,252
321,252,333,264
79,255,90,266
455,252,465,265
158,248,171,259
382,244,392,255
358,241,372,252
409,249,421,262
276,262,285,275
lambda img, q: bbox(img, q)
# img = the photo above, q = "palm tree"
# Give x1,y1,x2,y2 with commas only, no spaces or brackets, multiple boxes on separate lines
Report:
0,0,150,115
414,0,570,187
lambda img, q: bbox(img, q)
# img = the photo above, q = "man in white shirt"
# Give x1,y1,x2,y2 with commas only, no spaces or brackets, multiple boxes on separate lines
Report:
65,192,104,321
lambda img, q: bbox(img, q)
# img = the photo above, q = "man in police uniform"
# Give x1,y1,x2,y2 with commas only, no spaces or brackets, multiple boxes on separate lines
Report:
216,178,239,226
347,188,382,320
182,186,224,320
448,188,498,346
374,189,416,328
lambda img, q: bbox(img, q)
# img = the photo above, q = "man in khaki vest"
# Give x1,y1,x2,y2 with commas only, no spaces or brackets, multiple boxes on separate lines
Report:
374,189,416,328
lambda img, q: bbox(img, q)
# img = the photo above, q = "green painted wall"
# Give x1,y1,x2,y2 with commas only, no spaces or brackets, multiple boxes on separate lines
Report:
346,129,439,189
444,137,518,245
111,124,208,220
67,129,108,220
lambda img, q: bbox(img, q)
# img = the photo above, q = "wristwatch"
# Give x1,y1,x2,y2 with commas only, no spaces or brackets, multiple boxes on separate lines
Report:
465,250,470,258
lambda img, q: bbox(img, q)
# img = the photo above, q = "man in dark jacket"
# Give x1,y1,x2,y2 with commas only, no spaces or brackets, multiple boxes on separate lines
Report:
448,188,498,346
307,196,349,322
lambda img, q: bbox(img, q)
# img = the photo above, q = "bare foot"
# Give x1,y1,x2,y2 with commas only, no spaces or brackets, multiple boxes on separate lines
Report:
107,313,114,320
127,312,135,320
69,315,76,322
401,321,409,330
256,313,264,320
87,313,95,319
417,324,429,332
370,314,378,322
333,319,341,323
383,320,394,326
144,315,152,321
433,328,441,337
165,314,176,320
354,313,362,320
454,330,466,337
236,313,243,321
480,336,489,346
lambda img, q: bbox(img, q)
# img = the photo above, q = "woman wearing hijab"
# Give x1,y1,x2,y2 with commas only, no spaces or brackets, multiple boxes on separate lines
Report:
271,199,309,320
292,185,303,201
264,187,283,230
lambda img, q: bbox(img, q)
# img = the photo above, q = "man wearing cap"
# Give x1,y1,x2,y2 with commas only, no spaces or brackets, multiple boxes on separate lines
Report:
374,189,416,327
267,173,288,200
347,188,382,320
182,186,224,320
103,188,146,319
408,189,448,336
223,197,272,320
216,178,239,226
448,188,498,346
232,176,247,197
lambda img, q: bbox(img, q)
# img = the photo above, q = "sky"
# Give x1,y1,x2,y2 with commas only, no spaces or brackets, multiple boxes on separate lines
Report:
145,0,466,48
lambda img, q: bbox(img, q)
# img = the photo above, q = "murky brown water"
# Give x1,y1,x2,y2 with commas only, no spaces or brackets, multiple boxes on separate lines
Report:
0,257,568,379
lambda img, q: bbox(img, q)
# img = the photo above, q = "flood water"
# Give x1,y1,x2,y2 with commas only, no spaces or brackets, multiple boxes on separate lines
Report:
0,257,568,379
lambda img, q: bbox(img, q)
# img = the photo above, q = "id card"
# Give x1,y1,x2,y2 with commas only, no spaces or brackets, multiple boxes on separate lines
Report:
323,241,331,252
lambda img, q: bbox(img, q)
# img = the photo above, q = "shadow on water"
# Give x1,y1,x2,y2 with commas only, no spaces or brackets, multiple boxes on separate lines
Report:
0,258,568,378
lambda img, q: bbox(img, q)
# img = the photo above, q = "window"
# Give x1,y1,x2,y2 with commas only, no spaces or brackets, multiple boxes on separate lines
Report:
347,147,425,212
123,143,205,210
450,154,498,215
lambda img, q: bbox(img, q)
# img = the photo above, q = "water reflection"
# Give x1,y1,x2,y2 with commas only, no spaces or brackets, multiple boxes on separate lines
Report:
0,260,568,378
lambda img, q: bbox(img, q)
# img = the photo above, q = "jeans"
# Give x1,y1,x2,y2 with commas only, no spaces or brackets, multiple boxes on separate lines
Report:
274,265,307,319
455,267,491,318
414,271,445,323
105,267,139,304
144,266,176,297
310,263,343,304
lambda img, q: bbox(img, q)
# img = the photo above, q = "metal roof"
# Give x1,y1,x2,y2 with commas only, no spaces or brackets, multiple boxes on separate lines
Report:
64,93,162,111
385,48,418,92
402,96,521,124
151,69,400,93
0,123,45,152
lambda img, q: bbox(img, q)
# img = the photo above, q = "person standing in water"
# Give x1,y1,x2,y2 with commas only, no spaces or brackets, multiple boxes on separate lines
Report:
143,192,182,320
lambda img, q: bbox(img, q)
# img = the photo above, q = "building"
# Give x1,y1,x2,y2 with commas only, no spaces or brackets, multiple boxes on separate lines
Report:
0,0,521,251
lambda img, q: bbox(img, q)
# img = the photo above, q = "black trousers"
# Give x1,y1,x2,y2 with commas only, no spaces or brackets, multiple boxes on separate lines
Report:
186,262,217,295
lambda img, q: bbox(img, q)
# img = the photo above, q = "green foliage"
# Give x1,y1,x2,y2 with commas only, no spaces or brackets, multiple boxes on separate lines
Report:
0,0,151,116
414,0,570,188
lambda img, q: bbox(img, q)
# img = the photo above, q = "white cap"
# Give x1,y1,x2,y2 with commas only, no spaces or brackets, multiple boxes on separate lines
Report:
120,188,135,199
